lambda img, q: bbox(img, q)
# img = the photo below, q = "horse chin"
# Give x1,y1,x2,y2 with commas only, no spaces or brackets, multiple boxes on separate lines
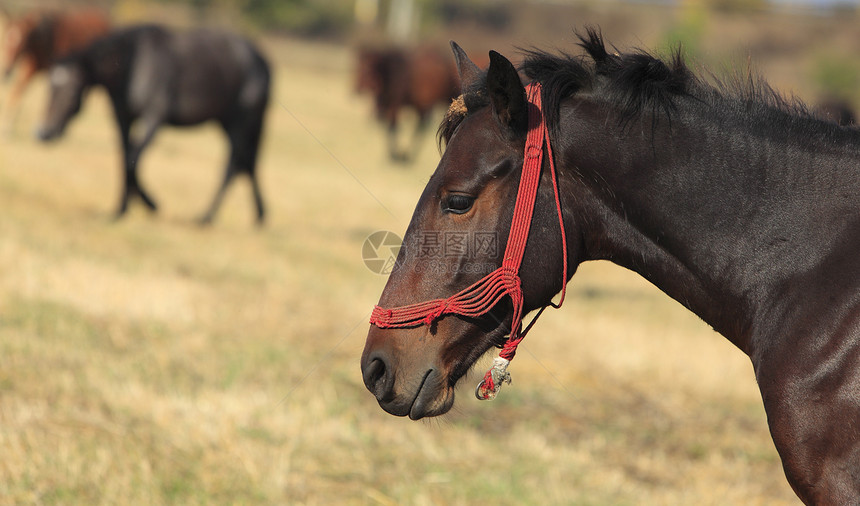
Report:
409,370,455,420
378,368,455,420
406,321,509,419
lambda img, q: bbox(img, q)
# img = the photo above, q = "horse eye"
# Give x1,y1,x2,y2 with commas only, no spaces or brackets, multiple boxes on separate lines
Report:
442,194,475,214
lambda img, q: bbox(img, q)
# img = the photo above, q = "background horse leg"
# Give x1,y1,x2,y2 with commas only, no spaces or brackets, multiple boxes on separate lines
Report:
128,116,161,212
404,110,430,164
116,115,159,218
2,58,36,137
387,119,405,162
200,114,266,225
384,106,409,163
115,118,135,217
199,165,236,225
249,170,265,224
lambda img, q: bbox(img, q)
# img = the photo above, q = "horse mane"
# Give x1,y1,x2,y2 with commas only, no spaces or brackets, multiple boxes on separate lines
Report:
523,27,695,136
56,25,163,80
440,26,838,148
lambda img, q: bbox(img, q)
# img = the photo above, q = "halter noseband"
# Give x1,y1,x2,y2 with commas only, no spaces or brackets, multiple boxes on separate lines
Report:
369,83,568,400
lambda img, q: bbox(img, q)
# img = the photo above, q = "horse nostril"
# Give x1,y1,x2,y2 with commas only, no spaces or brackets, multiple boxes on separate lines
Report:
363,358,385,390
363,356,392,400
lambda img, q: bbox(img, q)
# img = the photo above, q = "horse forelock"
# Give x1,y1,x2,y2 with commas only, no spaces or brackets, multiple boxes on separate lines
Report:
438,97,464,148
437,79,488,148
448,94,467,116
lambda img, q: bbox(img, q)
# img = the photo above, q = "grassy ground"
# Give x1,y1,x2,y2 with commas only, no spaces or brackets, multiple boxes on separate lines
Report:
0,32,805,506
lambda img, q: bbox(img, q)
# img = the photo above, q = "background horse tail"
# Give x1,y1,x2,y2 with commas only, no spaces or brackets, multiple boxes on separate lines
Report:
234,41,270,179
238,41,270,223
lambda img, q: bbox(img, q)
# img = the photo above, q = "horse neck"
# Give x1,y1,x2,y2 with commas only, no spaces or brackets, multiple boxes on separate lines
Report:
81,37,128,94
556,97,860,355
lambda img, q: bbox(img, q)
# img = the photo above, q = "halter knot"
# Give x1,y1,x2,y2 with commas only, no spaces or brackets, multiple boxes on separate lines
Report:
423,300,449,326
500,267,521,289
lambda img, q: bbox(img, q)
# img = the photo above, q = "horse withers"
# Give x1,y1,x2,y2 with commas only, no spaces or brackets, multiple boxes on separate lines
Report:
36,24,270,225
362,29,860,504
0,6,109,133
355,45,459,163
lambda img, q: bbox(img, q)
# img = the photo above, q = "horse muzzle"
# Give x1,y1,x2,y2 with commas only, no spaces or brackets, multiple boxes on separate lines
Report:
361,328,454,420
34,125,61,142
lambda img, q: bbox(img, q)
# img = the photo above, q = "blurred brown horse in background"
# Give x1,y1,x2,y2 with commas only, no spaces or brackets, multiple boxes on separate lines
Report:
355,45,459,163
0,6,109,133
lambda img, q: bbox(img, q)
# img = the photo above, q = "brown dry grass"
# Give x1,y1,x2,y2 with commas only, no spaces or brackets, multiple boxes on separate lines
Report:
0,22,816,505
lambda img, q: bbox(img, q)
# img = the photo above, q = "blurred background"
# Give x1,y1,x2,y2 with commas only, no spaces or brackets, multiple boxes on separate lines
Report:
1,0,858,504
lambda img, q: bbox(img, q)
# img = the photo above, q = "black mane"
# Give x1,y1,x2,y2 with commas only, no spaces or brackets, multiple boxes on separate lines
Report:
522,27,692,136
440,27,846,147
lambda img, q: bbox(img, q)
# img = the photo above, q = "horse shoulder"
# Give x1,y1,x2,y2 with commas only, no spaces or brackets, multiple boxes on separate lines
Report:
125,33,172,117
758,324,860,503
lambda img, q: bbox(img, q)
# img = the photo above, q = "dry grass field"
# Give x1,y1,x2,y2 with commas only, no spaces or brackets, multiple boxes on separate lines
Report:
0,23,819,505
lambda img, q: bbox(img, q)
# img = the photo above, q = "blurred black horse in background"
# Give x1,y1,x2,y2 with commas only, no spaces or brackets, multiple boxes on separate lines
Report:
37,24,271,224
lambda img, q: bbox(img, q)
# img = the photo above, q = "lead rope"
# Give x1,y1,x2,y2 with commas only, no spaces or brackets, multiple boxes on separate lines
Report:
370,83,568,401
474,101,568,400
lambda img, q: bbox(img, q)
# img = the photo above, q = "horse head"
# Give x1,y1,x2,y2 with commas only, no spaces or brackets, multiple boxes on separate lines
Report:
360,44,577,419
36,60,88,141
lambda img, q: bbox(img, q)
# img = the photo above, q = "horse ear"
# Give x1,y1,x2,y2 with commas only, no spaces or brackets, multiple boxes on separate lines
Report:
450,41,481,91
487,50,527,133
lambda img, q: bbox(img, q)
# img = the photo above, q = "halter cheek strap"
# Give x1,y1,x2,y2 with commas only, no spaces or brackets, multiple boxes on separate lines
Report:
370,82,568,401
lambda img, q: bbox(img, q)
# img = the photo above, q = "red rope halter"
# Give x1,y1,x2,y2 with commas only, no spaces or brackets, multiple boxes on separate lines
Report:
369,83,568,400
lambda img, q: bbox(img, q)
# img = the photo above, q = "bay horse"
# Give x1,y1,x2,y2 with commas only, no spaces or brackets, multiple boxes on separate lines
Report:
36,25,270,225
355,45,459,163
1,6,109,132
361,28,860,504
